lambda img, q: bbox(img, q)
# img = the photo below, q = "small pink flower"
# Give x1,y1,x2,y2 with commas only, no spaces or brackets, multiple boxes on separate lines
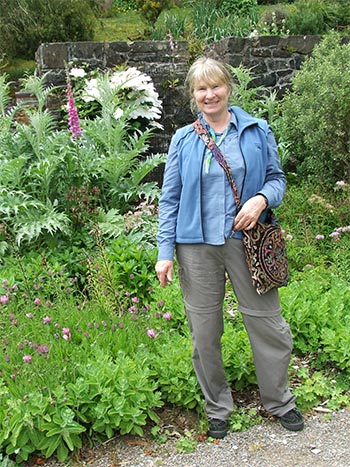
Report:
131,297,139,303
23,355,32,363
330,231,341,240
147,329,157,339
26,313,34,318
4,354,10,362
315,234,324,240
43,316,52,324
34,298,42,306
0,295,9,304
336,180,345,187
11,320,18,326
62,328,71,340
163,312,172,321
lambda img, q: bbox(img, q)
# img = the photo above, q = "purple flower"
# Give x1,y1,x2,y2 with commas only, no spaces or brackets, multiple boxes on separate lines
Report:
43,316,52,325
330,231,341,240
163,312,172,321
23,355,32,363
37,345,49,355
26,313,34,319
66,80,82,139
147,328,157,339
315,234,325,240
34,298,42,306
131,297,139,303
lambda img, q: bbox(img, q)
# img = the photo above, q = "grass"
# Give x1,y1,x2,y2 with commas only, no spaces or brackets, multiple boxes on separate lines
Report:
94,11,149,41
2,58,37,84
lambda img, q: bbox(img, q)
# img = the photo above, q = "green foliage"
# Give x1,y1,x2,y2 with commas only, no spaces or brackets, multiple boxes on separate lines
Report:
221,0,259,17
292,367,350,412
135,0,175,24
0,71,164,255
184,0,259,42
284,0,345,35
229,407,262,432
280,32,350,183
113,0,138,14
0,0,97,59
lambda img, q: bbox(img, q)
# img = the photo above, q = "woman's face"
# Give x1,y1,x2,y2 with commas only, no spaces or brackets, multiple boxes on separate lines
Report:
193,79,231,119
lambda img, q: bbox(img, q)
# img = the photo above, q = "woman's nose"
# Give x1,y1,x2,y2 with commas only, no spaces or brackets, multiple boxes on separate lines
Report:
205,88,215,98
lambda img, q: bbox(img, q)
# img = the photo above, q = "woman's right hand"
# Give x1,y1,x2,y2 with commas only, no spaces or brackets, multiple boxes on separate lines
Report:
155,260,173,288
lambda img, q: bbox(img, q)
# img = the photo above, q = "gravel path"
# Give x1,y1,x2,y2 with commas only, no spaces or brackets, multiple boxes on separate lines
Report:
28,409,350,467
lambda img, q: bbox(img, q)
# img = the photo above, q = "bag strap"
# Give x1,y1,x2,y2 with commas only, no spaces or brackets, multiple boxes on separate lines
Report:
192,119,242,210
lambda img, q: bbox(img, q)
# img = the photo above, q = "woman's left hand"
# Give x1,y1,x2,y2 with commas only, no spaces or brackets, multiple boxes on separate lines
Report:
234,195,267,231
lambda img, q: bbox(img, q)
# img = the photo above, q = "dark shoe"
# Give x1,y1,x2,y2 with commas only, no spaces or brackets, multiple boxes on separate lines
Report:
208,418,228,439
279,408,304,431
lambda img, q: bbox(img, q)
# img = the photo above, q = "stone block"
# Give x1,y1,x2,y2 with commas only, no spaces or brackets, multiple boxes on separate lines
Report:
69,42,106,61
36,43,69,70
279,35,322,54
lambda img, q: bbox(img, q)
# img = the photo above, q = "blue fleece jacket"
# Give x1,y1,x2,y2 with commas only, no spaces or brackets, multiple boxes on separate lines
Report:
157,106,286,261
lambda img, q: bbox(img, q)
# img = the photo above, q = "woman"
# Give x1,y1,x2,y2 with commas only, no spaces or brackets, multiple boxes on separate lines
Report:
155,57,303,439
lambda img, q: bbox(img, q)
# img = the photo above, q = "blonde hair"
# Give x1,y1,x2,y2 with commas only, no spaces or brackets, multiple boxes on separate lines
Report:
185,57,233,113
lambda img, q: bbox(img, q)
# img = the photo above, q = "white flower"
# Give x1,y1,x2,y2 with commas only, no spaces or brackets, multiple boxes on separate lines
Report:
82,78,100,102
113,108,124,120
69,67,86,78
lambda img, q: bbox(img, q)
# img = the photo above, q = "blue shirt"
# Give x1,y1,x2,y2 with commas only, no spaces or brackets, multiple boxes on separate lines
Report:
201,113,244,244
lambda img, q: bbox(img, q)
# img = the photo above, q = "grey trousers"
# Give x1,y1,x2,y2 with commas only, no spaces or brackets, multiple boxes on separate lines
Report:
176,239,296,420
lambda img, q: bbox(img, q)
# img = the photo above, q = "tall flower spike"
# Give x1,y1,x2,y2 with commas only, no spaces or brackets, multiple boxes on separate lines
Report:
66,75,82,139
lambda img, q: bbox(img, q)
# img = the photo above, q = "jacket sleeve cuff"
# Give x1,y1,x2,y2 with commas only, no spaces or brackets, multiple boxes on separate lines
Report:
157,244,175,262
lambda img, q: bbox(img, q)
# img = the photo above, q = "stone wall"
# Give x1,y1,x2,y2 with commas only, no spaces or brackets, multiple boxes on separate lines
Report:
35,35,322,156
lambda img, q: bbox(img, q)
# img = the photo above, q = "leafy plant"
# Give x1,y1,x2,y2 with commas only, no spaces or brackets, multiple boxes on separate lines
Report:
0,70,165,255
0,0,97,59
280,32,350,183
